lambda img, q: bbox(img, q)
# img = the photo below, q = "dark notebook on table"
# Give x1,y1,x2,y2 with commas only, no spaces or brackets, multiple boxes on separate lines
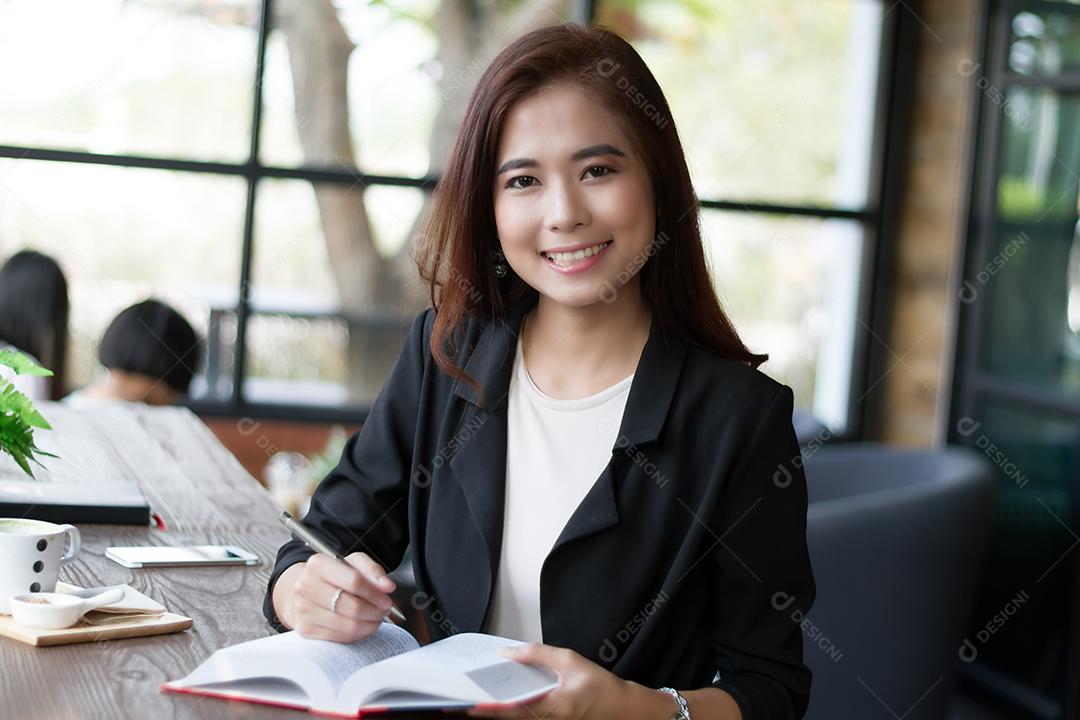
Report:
0,479,151,525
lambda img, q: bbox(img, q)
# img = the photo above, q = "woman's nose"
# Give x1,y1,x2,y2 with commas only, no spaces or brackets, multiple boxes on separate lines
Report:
545,181,590,233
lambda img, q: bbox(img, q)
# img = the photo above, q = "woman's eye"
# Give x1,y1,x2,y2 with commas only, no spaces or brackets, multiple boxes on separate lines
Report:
504,166,614,190
505,175,537,190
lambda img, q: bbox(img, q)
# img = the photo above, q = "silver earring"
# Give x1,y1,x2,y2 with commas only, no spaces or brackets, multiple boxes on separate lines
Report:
492,249,509,278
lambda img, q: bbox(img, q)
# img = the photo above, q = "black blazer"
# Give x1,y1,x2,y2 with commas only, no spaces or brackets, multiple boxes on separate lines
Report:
264,294,816,719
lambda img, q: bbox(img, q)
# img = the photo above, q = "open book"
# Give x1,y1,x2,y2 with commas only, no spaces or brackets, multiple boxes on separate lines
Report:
161,622,559,717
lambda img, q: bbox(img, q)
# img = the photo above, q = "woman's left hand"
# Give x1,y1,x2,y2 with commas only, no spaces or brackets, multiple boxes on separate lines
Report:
465,642,636,719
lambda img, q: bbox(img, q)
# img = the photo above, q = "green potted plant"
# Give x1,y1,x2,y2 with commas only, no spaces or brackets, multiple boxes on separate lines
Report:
0,349,57,478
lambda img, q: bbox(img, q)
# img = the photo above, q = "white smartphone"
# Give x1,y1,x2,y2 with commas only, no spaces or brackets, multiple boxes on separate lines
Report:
105,544,260,568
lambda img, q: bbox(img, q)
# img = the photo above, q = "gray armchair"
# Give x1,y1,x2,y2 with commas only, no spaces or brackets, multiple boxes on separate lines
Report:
793,410,831,449
801,445,996,720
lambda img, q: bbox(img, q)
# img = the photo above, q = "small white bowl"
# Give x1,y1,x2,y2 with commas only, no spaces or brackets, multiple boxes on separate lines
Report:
10,587,125,630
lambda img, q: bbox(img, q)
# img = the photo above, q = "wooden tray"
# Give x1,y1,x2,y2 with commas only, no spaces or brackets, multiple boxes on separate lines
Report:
0,583,193,647
0,610,192,647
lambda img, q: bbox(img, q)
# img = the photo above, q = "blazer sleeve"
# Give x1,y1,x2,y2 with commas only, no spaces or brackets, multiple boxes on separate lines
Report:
261,308,432,632
707,384,816,719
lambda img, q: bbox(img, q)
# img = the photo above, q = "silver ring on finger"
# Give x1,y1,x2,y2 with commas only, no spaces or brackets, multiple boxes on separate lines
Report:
329,588,343,614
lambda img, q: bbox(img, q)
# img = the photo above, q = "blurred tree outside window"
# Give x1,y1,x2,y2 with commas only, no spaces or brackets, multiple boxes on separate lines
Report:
0,0,885,432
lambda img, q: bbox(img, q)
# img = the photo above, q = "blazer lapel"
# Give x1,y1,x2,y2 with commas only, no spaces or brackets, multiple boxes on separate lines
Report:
446,296,688,630
548,316,688,554
446,298,533,630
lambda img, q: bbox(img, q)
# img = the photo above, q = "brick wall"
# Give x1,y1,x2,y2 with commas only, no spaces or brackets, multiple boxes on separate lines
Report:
877,0,980,445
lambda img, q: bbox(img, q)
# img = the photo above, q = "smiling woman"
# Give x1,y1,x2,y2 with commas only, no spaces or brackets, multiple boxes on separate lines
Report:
415,23,767,406
495,95,652,301
267,22,815,720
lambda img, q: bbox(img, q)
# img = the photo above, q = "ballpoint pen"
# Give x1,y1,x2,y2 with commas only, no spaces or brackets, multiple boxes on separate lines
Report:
278,510,407,623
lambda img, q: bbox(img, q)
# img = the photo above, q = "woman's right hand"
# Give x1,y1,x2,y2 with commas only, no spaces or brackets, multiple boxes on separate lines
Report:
276,552,398,643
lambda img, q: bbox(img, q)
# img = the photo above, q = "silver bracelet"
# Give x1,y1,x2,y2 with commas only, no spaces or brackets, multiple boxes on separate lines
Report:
658,687,691,720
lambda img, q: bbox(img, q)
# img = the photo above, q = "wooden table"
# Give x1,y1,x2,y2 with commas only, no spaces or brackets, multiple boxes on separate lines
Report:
0,403,450,720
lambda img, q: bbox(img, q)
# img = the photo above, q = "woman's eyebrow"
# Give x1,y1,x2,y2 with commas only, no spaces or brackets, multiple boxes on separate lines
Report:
495,143,626,176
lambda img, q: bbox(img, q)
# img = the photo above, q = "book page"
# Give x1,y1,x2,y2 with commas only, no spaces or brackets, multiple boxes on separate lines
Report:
339,633,558,709
397,632,525,671
304,622,420,688
167,621,419,711
189,677,312,709
170,635,334,708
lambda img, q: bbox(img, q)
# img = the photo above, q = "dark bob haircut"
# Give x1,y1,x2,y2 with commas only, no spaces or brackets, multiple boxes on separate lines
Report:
99,299,202,394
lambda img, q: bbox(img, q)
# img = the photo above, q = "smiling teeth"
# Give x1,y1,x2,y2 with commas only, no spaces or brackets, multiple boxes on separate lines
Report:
543,241,611,267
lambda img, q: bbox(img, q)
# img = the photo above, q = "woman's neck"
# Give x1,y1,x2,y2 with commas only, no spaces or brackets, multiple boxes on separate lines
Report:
521,284,651,400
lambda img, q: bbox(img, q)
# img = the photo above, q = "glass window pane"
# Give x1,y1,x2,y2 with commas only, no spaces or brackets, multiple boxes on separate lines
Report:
247,179,429,407
980,89,1080,397
996,90,1080,223
244,315,351,406
701,210,863,431
1010,6,1080,77
975,224,1080,397
960,398,1079,697
0,0,258,161
597,0,882,208
260,0,573,176
0,160,246,402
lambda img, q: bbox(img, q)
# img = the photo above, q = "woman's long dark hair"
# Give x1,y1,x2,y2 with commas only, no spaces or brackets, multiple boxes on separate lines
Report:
415,23,767,399
0,250,70,400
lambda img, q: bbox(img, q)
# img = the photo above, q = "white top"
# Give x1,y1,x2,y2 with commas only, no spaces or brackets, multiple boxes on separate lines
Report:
486,335,634,643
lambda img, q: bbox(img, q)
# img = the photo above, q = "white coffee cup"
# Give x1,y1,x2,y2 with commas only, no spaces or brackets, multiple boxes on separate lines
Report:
0,518,81,614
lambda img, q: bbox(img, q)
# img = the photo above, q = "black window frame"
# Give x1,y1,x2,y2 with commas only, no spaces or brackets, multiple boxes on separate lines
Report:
0,0,909,435
950,0,1080,717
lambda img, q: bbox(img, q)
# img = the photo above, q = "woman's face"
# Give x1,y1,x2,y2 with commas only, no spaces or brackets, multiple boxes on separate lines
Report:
492,82,656,309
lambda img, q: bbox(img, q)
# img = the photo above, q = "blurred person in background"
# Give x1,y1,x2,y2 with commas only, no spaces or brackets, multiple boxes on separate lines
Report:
0,249,70,401
65,299,202,407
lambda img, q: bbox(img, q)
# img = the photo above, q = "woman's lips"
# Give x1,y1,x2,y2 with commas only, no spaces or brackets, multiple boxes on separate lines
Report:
539,240,613,274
